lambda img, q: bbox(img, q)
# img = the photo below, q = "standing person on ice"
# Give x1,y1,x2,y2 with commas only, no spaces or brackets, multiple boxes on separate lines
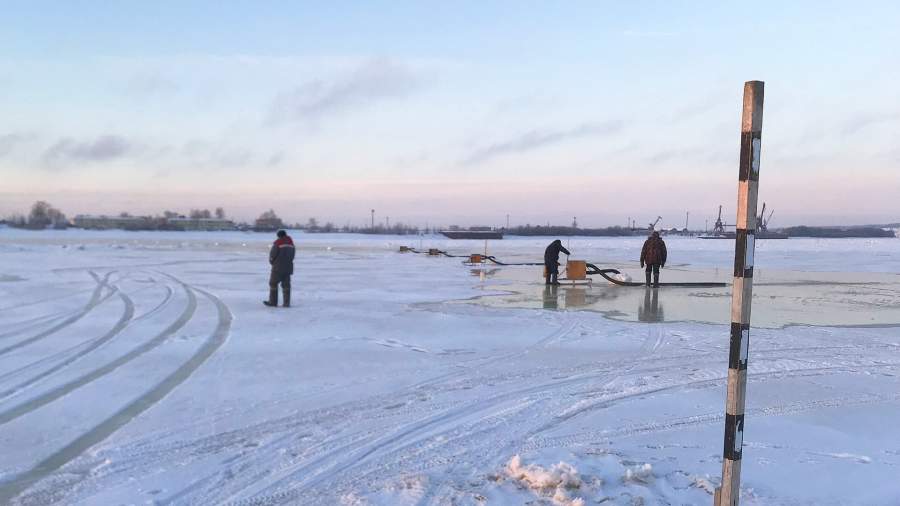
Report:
544,239,570,285
640,231,667,288
264,230,295,307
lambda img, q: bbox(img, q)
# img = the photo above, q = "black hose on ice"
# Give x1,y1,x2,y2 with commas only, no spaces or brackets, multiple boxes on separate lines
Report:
483,255,544,266
585,263,727,288
405,248,466,257
401,249,726,287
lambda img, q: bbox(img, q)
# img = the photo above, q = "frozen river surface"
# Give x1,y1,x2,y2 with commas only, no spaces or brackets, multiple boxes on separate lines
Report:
0,230,898,505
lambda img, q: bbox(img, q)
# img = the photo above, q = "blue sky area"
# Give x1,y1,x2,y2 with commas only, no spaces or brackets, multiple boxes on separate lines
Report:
1,1,898,227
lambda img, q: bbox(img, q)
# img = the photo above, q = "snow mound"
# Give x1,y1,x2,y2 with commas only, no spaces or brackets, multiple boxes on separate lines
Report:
613,272,632,283
821,452,871,463
506,454,585,506
623,463,654,484
691,476,717,494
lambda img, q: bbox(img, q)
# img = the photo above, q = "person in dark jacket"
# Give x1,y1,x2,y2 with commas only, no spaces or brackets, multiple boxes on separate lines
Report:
640,231,667,287
544,239,571,285
264,230,295,307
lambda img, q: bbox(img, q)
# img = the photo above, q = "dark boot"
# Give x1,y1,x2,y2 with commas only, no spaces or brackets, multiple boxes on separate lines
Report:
282,288,291,308
653,268,660,288
645,269,652,286
263,288,278,307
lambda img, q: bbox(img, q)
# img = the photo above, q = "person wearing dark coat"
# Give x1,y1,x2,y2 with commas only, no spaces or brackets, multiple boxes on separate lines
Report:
544,239,571,285
640,231,667,287
264,230,295,307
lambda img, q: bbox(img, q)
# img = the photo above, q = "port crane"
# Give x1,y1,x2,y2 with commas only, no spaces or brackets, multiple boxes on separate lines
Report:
648,216,662,232
712,206,726,235
757,202,774,232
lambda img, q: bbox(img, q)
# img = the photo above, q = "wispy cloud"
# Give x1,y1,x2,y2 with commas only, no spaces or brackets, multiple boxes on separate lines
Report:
841,111,900,136
668,97,723,124
42,135,135,167
266,58,423,125
461,121,624,166
644,146,704,165
0,132,38,157
643,146,731,166
122,73,180,97
37,134,281,172
493,94,560,114
180,140,282,169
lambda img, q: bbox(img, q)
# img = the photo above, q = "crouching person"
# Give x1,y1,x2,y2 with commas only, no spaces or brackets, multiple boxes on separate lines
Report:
544,239,571,285
264,230,295,307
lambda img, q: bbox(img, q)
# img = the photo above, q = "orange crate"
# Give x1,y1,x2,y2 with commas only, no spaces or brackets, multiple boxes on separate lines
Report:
566,260,587,280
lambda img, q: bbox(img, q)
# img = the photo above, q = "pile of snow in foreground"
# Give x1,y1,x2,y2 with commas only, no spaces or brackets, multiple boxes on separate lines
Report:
505,454,584,505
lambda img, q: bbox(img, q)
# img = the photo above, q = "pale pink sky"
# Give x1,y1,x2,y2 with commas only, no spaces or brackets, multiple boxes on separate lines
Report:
2,3,899,228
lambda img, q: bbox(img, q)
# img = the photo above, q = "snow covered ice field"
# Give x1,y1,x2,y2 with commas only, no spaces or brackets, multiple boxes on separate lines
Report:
1,229,899,505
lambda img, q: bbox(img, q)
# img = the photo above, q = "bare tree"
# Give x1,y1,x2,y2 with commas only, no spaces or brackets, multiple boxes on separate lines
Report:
215,207,226,219
6,213,27,228
255,209,284,231
27,201,67,229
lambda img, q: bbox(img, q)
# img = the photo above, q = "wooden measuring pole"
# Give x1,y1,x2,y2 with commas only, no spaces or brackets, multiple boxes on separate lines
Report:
714,81,764,506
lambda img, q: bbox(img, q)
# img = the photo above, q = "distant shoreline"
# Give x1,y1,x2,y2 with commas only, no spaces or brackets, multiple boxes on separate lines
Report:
1,226,896,239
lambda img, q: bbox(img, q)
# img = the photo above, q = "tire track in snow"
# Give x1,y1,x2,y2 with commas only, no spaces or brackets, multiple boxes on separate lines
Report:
413,324,668,505
0,289,135,400
0,312,72,340
402,314,580,393
224,366,625,506
295,353,900,504
128,321,650,504
0,285,231,505
51,256,256,274
190,340,892,504
134,282,174,321
98,316,578,484
522,391,900,452
397,360,900,506
195,317,582,504
280,348,655,504
0,288,95,314
32,320,893,504
0,280,196,426
524,361,900,446
0,272,114,357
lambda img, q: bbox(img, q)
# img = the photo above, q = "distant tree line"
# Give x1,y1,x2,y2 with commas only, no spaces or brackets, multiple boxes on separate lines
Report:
780,226,895,238
505,225,635,237
293,216,422,235
4,201,69,229
1,201,238,231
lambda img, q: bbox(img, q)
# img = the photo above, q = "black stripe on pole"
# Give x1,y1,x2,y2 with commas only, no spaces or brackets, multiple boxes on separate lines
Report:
738,131,761,181
723,413,745,461
728,323,750,370
733,229,755,278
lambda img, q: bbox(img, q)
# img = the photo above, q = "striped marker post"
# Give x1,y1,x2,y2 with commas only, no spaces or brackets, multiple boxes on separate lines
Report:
714,80,764,506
